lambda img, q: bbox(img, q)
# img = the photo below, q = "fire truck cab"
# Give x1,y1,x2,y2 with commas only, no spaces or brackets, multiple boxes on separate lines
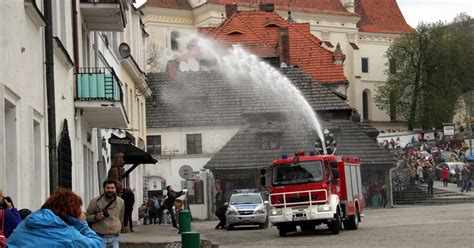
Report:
266,151,364,236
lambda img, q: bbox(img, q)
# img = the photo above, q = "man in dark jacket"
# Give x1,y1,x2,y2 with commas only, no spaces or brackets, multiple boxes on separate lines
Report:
214,190,227,229
163,186,184,228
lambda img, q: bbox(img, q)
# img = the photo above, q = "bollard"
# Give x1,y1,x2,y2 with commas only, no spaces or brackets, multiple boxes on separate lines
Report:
182,231,200,248
179,209,192,233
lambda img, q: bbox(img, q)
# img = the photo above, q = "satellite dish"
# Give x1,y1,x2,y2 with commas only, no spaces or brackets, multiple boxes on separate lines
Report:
118,43,131,58
179,61,189,72
188,58,199,72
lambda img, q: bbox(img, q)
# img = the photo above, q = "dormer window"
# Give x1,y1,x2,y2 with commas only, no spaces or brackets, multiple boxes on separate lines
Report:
227,31,244,35
264,22,281,28
258,133,281,150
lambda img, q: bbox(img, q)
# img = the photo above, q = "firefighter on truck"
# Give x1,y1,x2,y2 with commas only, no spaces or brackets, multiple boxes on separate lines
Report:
261,147,364,237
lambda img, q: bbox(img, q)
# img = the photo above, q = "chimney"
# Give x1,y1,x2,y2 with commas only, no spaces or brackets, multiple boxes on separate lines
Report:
277,27,290,67
259,3,274,12
225,4,238,17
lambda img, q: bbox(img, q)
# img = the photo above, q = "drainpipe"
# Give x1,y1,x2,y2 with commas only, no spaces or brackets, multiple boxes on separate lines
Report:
72,0,79,72
44,0,58,194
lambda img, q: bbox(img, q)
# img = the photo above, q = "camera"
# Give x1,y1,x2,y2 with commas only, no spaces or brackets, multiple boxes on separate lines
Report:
101,208,110,218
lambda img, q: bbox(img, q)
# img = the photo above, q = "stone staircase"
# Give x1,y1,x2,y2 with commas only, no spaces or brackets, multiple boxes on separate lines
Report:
393,185,474,205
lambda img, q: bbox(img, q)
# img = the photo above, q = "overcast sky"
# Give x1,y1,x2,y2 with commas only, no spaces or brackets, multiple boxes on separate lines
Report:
397,0,473,27
135,0,473,27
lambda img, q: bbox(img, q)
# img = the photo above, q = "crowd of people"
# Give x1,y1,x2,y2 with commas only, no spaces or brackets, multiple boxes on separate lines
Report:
138,186,185,230
382,132,473,196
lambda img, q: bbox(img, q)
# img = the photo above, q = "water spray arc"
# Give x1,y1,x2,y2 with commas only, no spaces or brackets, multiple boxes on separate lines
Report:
196,38,327,154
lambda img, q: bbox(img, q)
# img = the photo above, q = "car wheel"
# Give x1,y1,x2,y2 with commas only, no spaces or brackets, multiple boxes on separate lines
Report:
226,224,234,231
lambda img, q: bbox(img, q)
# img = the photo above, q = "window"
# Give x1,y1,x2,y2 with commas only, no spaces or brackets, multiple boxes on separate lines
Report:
147,135,161,155
187,180,204,204
171,31,179,51
361,57,369,73
186,134,202,154
389,58,397,74
258,133,280,150
362,90,369,121
389,92,397,121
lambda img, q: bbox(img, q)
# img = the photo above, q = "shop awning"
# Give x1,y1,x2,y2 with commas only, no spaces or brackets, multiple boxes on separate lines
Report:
109,134,157,178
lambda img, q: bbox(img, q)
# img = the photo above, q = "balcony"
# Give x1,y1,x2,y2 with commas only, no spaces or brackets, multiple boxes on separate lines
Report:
80,0,126,31
75,67,128,128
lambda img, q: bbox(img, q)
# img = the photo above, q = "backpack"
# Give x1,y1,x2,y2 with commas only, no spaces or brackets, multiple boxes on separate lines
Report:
0,210,7,248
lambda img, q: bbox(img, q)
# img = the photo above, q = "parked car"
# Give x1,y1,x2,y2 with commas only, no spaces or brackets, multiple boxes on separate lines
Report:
433,151,460,163
225,190,268,230
419,151,433,160
404,141,421,151
434,162,465,183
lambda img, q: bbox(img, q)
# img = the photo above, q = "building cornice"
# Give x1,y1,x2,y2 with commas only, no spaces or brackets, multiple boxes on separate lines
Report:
24,0,46,28
121,55,152,97
53,37,74,70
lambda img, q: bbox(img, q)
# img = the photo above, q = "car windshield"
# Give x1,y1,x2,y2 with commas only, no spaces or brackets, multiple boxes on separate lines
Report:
272,160,324,186
230,194,262,205
448,163,464,170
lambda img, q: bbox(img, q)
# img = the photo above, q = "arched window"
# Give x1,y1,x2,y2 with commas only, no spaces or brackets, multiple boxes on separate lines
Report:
170,31,179,51
362,90,370,121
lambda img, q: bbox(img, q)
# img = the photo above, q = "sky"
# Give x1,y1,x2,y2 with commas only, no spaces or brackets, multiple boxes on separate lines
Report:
397,0,473,27
136,0,473,27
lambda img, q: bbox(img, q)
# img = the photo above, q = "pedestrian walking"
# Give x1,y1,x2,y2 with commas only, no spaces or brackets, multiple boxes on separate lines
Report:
122,187,135,232
162,186,185,229
86,179,124,248
7,188,102,248
460,164,471,192
426,168,434,195
214,190,227,229
441,165,449,187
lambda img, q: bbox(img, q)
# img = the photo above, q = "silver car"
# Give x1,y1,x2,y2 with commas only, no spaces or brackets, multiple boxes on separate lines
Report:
225,192,268,230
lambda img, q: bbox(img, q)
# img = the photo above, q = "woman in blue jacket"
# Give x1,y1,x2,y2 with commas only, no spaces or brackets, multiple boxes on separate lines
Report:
7,188,102,248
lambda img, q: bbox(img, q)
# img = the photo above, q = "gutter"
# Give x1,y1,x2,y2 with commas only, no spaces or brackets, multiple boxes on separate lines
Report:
44,0,58,193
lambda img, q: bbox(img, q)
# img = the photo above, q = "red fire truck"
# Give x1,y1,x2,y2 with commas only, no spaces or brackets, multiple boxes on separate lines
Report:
264,151,364,236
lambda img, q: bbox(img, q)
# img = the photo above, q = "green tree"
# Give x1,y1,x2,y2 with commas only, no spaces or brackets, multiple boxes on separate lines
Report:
375,17,473,130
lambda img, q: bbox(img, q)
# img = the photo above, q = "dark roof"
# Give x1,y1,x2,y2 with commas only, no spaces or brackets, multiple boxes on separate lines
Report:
146,67,352,128
204,119,395,169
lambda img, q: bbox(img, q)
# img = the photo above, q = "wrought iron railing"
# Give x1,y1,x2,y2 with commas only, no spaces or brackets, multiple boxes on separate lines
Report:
75,67,123,102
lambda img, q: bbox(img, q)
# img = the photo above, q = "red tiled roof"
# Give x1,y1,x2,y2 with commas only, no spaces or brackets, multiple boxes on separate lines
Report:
199,10,347,84
355,0,413,34
145,0,193,10
208,0,356,16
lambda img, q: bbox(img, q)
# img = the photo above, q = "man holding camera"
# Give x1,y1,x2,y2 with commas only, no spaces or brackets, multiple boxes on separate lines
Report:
86,179,124,248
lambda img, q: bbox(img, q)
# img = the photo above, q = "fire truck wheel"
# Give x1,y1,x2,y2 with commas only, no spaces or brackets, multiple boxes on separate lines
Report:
344,208,359,230
329,210,341,234
278,226,288,237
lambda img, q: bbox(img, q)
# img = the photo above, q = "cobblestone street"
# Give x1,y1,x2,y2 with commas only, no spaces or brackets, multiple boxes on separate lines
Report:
194,203,474,248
